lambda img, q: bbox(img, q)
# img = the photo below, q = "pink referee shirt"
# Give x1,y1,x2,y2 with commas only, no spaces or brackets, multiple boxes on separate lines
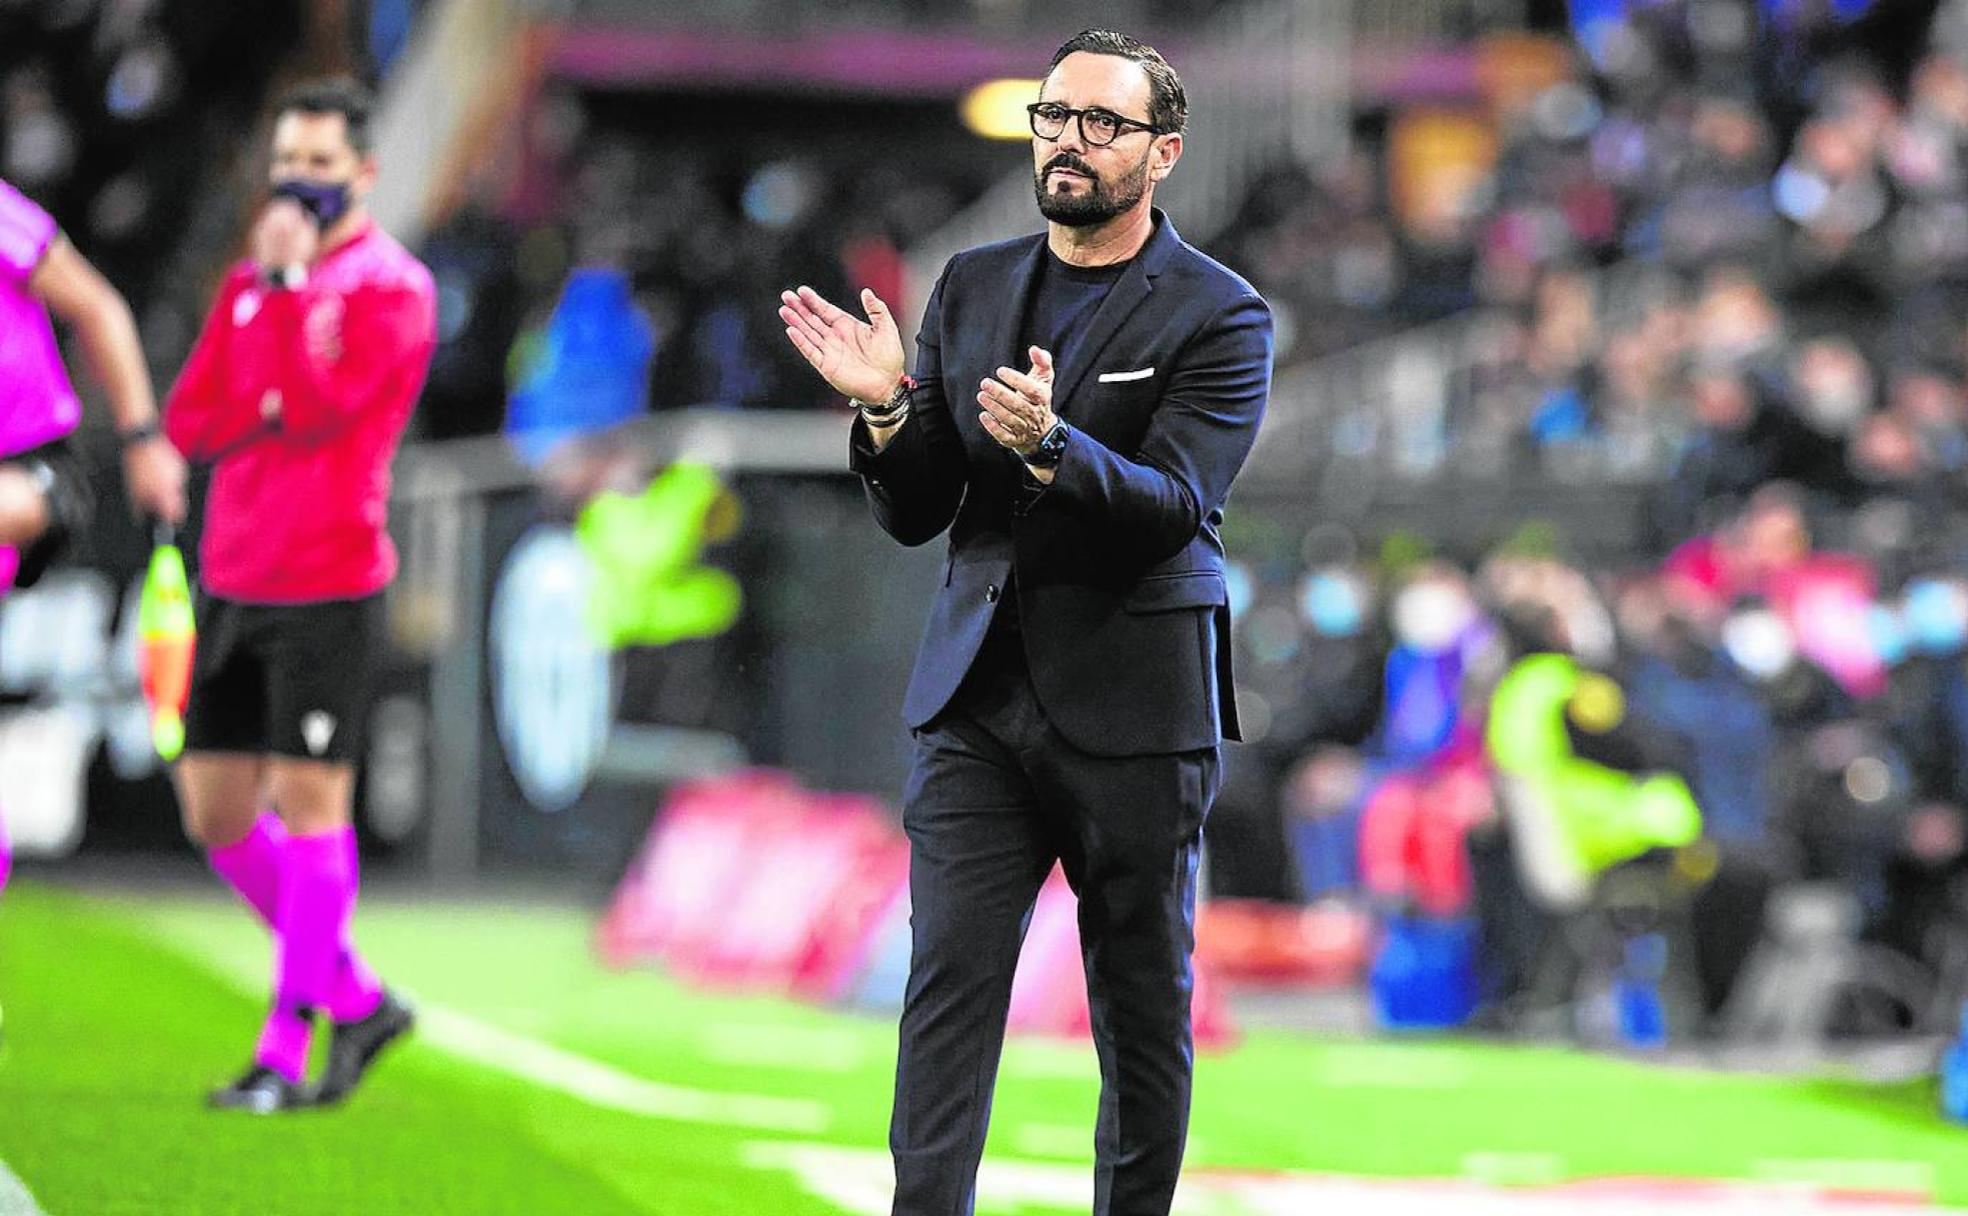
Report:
0,177,81,460
164,219,436,604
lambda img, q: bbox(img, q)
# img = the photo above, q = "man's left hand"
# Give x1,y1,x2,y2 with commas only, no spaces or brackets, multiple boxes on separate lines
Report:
979,345,1056,458
123,434,187,525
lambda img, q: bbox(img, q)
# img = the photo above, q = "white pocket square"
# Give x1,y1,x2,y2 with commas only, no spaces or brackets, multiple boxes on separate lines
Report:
1097,367,1155,383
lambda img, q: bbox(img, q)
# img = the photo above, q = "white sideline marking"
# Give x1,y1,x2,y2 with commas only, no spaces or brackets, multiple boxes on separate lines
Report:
697,1024,870,1073
1753,1159,1937,1193
1462,1152,1566,1185
423,1006,831,1133
0,1160,48,1216
1010,1124,1089,1160
745,1142,1968,1216
1010,1124,1215,1164
151,931,832,1134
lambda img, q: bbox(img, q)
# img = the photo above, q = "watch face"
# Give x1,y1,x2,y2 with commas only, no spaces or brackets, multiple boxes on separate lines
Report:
1027,422,1067,467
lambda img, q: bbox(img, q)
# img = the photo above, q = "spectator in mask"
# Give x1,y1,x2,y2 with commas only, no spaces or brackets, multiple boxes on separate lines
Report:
1208,560,1385,901
1870,576,1968,993
1272,561,1391,900
1880,575,1968,812
1619,582,1788,1018
1726,601,1907,921
1371,564,1493,767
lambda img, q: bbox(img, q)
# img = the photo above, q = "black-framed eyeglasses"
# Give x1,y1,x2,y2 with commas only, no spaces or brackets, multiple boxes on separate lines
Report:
1027,102,1164,147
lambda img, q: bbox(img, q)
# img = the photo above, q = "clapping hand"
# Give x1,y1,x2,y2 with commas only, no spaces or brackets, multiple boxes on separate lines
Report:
779,285,906,406
978,346,1056,459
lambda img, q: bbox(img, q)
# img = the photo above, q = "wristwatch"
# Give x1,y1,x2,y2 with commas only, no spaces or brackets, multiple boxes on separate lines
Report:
118,419,161,446
263,263,307,290
1022,420,1069,469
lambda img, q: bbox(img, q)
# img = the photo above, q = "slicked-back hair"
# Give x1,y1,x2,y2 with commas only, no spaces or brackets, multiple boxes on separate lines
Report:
1047,29,1187,135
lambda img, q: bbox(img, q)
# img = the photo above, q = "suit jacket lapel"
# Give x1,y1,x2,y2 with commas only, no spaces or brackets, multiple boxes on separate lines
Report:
980,237,1048,392
1049,210,1180,416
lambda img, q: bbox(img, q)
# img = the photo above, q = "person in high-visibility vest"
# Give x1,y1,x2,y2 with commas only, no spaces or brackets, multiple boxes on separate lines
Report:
1487,646,1703,906
575,461,742,649
1482,603,1705,1039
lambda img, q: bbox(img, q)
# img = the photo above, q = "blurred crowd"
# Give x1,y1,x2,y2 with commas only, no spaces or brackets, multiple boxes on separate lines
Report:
2,1,296,366
1218,1,1968,492
420,91,1012,441
1213,489,1968,1040
1,0,422,385
1205,1,1968,1042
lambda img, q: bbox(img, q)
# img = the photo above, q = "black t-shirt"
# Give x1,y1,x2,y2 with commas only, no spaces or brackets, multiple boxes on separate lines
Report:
988,249,1131,646
1022,248,1130,375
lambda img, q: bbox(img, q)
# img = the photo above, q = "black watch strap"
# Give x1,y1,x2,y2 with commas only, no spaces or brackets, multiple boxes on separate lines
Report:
1022,420,1069,469
119,419,162,446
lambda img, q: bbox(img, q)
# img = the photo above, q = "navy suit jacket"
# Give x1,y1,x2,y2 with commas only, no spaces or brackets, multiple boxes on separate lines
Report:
850,210,1273,757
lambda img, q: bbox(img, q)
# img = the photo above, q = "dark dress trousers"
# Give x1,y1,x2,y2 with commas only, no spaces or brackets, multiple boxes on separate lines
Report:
850,210,1272,1216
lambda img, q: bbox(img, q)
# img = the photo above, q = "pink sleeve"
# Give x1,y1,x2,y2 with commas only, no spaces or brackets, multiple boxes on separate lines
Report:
164,272,270,462
262,281,435,441
0,179,56,286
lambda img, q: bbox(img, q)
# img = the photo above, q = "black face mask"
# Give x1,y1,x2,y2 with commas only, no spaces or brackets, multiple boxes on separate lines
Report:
271,178,353,229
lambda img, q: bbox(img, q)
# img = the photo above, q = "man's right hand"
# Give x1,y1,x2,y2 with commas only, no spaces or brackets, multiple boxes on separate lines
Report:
779,285,905,406
252,198,318,272
123,434,187,526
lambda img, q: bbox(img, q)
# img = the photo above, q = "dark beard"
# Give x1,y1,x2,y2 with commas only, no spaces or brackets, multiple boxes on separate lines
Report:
1033,153,1149,227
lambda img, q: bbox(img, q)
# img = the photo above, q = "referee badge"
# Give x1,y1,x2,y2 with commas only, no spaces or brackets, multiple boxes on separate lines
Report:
302,711,337,757
233,289,263,327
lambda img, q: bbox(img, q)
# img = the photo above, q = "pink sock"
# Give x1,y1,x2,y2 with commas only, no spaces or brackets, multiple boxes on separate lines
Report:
327,826,383,1022
209,814,381,1023
217,815,310,1079
208,814,284,923
0,804,12,900
257,832,351,1082
254,1005,311,1084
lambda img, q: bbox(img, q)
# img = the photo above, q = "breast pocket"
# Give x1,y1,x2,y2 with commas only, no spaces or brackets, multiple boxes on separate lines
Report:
1065,379,1163,448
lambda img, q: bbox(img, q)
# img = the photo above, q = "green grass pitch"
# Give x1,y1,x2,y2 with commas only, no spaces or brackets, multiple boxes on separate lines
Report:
0,880,1964,1214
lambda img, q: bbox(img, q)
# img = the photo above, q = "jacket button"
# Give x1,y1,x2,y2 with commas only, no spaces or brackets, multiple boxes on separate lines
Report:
985,584,1000,603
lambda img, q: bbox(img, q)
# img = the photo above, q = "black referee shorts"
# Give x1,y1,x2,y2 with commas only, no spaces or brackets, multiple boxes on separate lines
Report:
0,438,94,589
182,593,384,765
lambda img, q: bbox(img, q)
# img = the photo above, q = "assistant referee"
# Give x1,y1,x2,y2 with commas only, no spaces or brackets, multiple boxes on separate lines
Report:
163,77,436,1113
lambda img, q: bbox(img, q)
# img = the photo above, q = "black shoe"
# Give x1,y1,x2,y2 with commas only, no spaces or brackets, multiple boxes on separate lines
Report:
313,989,414,1107
208,1064,309,1114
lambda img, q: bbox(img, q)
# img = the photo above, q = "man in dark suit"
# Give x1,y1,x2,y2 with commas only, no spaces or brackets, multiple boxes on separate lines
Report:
778,29,1271,1216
